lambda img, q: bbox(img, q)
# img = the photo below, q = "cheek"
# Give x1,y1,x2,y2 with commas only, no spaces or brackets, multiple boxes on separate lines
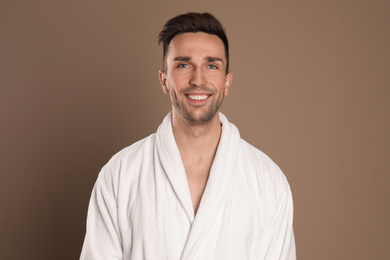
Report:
172,73,190,85
166,82,179,100
212,77,228,89
206,71,226,82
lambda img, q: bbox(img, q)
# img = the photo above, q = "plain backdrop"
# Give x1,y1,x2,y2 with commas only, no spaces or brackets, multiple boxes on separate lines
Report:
1,0,389,259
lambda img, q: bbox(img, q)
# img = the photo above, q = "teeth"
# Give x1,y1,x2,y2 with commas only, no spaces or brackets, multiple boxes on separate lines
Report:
188,94,209,101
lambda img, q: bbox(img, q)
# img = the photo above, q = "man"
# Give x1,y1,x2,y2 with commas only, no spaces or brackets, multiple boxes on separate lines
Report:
80,12,296,259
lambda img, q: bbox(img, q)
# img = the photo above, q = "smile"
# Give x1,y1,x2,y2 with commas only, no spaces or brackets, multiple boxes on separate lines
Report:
187,94,210,101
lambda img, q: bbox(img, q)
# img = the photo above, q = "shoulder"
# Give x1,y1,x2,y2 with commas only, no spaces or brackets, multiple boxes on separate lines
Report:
240,139,290,193
109,133,156,165
96,134,156,185
240,139,294,225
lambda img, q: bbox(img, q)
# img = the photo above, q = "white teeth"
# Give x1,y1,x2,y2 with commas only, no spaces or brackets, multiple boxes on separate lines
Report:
188,94,209,101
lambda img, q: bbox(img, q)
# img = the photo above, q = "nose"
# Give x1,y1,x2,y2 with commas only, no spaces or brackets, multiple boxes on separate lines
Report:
189,67,207,87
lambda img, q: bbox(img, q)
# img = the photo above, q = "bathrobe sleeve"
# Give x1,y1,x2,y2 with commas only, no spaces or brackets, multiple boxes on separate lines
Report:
259,177,296,259
80,163,123,260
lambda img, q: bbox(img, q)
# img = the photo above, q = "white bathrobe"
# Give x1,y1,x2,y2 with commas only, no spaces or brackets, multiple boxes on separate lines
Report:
80,113,296,260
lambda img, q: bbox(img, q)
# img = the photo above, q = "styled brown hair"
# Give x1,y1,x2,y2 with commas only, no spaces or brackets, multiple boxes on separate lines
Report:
158,12,229,74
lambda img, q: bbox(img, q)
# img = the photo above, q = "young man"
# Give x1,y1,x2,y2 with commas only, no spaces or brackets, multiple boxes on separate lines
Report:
80,12,296,260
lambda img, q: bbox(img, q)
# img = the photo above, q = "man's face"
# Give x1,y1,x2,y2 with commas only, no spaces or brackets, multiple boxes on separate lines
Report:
159,32,233,125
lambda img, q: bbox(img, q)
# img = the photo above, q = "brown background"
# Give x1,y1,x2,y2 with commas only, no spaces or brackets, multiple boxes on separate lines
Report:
1,0,389,259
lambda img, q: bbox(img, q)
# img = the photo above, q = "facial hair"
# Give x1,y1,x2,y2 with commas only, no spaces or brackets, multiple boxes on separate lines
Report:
169,84,225,126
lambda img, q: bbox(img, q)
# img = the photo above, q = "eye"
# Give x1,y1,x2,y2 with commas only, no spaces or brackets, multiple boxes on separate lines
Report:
177,64,189,68
208,64,218,69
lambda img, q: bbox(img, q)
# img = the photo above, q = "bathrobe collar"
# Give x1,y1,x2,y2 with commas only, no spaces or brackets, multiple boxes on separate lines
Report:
156,112,241,259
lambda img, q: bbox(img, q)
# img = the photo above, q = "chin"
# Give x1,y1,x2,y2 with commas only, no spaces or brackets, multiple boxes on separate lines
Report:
173,99,222,126
183,110,219,126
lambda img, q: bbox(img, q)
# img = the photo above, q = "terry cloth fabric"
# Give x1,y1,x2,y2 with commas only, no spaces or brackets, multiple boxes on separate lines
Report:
80,112,296,260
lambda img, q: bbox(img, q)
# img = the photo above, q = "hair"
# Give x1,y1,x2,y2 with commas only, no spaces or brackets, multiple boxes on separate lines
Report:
158,12,229,74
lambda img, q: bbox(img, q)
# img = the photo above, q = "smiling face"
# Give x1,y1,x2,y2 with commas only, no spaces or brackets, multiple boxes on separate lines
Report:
159,32,233,126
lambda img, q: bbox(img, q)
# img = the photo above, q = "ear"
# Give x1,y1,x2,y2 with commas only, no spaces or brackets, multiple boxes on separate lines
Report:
159,70,169,94
224,71,233,96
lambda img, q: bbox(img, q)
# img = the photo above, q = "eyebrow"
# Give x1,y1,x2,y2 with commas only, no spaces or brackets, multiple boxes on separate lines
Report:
205,56,224,63
172,56,224,63
173,56,191,62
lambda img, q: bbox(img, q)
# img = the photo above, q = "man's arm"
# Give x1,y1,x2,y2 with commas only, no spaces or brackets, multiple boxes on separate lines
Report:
259,181,296,259
80,165,123,260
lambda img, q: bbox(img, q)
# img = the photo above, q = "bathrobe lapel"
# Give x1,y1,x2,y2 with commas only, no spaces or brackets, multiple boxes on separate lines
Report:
156,112,241,259
156,113,195,222
180,113,241,259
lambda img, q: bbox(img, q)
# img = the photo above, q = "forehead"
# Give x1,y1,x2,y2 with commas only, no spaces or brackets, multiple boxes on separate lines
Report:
167,32,226,60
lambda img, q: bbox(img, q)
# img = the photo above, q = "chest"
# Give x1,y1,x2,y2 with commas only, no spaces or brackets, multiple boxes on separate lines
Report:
184,162,212,214
118,162,263,259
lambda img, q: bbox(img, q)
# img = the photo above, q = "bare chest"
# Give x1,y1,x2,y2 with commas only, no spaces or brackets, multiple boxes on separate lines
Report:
184,163,212,214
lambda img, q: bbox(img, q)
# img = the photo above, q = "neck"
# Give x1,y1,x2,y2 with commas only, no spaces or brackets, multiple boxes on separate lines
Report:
171,112,222,162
